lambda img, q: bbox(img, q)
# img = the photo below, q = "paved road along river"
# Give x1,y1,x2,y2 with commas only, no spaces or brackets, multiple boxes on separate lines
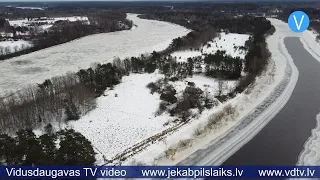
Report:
208,37,320,179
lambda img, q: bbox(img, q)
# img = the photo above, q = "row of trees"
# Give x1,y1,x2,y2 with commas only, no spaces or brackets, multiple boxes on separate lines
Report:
235,33,271,93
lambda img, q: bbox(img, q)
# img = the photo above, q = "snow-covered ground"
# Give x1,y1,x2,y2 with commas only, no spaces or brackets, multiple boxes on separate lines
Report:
120,18,298,166
171,33,250,62
58,70,237,164
0,40,32,53
9,16,89,30
0,14,189,96
7,6,45,10
169,75,237,97
68,72,172,162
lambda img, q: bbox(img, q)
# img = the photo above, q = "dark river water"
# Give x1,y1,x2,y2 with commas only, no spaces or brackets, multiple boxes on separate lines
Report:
207,37,320,179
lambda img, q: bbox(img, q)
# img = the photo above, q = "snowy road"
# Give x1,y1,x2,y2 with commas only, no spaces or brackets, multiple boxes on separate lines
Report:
0,14,189,96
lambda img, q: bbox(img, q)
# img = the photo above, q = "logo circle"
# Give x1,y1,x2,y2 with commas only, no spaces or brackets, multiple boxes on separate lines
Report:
288,11,310,32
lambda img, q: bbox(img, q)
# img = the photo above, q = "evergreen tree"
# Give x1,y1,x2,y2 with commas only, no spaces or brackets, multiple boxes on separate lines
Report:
56,129,96,165
16,130,43,165
38,134,57,165
0,134,18,165
187,58,194,77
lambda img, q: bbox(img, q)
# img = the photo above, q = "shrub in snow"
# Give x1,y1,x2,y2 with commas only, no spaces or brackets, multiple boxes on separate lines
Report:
224,104,236,116
165,148,177,160
184,86,203,107
146,82,159,94
170,86,204,120
160,85,177,104
203,91,214,109
160,93,177,104
187,81,195,86
193,127,205,137
177,139,193,150
156,101,169,116
169,76,179,82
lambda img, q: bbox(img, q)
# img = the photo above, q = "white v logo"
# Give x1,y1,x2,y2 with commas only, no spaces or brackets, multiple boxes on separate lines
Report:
293,15,305,30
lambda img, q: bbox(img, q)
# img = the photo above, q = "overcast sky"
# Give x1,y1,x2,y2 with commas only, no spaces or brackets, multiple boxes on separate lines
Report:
0,0,218,1
0,0,286,1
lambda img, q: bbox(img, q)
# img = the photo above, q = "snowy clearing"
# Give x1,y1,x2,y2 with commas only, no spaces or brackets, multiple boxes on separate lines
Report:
68,72,173,162
171,33,250,62
0,40,32,52
10,6,45,10
169,75,237,97
0,14,189,96
9,16,89,30
61,70,237,164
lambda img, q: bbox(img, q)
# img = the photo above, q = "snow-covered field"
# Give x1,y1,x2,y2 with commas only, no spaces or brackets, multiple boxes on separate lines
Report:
9,16,89,30
16,7,44,10
0,14,189,96
0,40,32,52
171,33,250,62
68,72,172,161
169,75,237,97
7,6,45,10
62,70,237,163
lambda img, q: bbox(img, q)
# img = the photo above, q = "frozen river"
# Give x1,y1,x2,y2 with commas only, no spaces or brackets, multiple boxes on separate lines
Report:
0,14,189,96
